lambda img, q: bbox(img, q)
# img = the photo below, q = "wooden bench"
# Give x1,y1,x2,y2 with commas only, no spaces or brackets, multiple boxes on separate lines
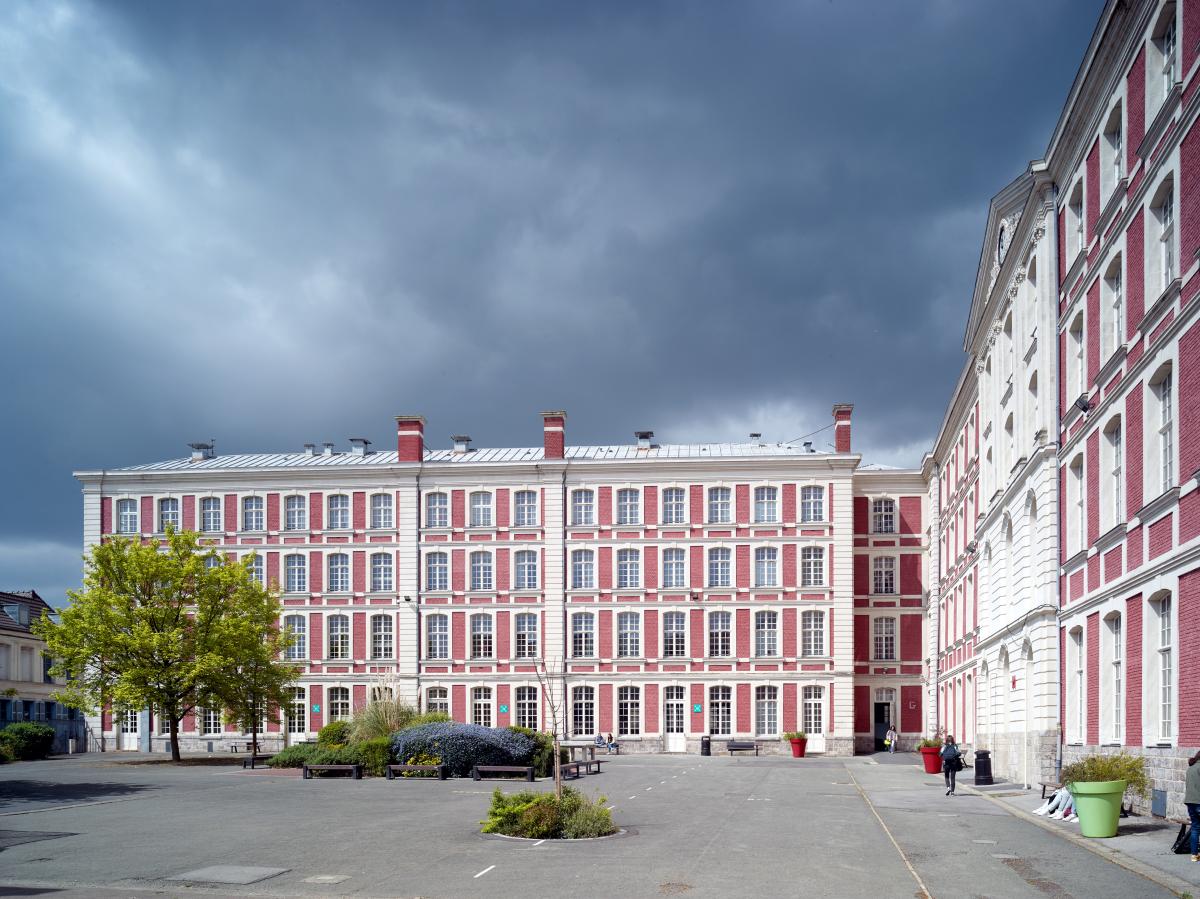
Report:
242,754,274,769
472,764,535,782
1039,781,1061,799
561,762,582,780
385,763,447,780
727,740,762,756
583,759,605,775
303,763,362,780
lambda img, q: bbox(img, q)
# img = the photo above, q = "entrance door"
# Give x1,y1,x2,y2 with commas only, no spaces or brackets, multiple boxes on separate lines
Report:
802,686,826,754
873,702,892,751
119,709,139,750
663,686,686,753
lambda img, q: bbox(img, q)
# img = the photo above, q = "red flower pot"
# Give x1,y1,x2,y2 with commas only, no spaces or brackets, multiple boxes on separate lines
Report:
919,746,943,774
789,738,807,758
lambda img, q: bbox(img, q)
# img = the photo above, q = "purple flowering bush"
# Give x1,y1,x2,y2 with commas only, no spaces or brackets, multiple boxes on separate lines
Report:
391,722,537,777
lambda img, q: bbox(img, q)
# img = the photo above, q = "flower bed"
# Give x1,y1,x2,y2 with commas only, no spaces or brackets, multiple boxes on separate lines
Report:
481,787,616,839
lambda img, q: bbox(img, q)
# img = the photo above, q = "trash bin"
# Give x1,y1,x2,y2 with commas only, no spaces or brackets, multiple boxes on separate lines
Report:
973,749,993,786
700,735,711,757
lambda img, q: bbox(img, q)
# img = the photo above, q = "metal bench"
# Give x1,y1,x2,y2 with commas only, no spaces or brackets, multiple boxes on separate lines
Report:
303,763,363,779
241,754,274,769
472,764,535,782
1039,781,1061,799
385,763,447,780
726,740,762,756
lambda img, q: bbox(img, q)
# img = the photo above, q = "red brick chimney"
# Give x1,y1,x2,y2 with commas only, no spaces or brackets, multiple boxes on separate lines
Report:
541,410,566,460
395,415,425,462
832,404,853,453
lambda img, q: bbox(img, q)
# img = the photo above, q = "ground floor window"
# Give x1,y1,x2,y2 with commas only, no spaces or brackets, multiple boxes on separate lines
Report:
755,685,778,737
572,686,595,736
709,686,731,735
426,687,449,715
802,686,824,735
328,687,351,722
286,688,306,733
473,687,492,728
515,686,538,729
200,706,222,735
617,686,640,736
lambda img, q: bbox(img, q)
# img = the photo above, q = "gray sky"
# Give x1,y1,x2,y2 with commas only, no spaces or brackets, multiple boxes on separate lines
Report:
1,0,1101,606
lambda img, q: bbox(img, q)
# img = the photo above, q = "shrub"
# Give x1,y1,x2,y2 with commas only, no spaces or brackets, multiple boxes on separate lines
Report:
1060,752,1150,799
401,750,443,776
349,736,393,777
508,726,568,778
916,737,942,749
0,722,56,760
781,731,807,741
317,720,351,747
405,711,451,730
266,743,322,768
391,722,536,778
350,699,420,742
481,787,616,839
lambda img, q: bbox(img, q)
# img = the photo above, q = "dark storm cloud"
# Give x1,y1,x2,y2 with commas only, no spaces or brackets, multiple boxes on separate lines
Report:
0,0,1101,603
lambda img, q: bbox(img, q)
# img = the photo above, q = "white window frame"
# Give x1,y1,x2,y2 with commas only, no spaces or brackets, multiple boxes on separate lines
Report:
199,497,222,533
662,610,687,658
662,547,687,589
425,552,449,592
116,498,138,535
617,548,640,589
370,552,393,593
873,616,897,661
801,546,824,587
661,487,687,525
371,614,393,660
571,489,595,526
426,614,449,660
800,485,824,523
426,687,449,715
708,610,731,658
327,494,350,530
242,495,265,532
571,549,595,590
284,495,307,531
753,486,778,523
370,493,393,530
327,614,350,659
709,685,732,735
754,610,778,658
513,490,538,528
471,686,493,728
158,497,180,533
872,498,896,534
514,612,538,659
327,553,350,594
514,549,538,591
425,493,449,529
754,685,778,738
469,550,493,592
708,547,732,588
284,554,307,594
469,613,493,659
616,488,640,526
873,556,897,595
284,614,307,660
572,612,595,658
515,685,538,729
801,609,825,657
754,546,778,587
469,491,493,528
708,487,732,524
617,685,640,736
617,610,641,658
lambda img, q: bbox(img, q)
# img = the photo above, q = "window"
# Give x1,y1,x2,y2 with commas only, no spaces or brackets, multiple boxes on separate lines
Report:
571,489,595,526
370,553,393,592
662,487,686,524
365,614,391,659
617,611,640,657
200,705,222,735
801,547,824,587
425,493,448,528
802,686,824,734
872,499,896,534
1067,627,1084,743
1151,6,1178,110
1102,256,1124,358
1104,613,1123,743
617,549,640,589
284,554,307,593
1102,418,1123,532
285,495,307,530
469,492,492,528
158,498,179,532
617,686,640,736
873,617,896,661
709,685,731,735
662,611,686,657
1068,455,1085,554
801,486,824,522
426,614,449,660
242,496,264,532
572,686,595,737
571,549,595,590
328,553,350,593
284,615,306,660
754,547,778,587
426,687,449,715
286,687,306,733
514,612,537,659
873,557,896,595
662,548,686,589
617,488,640,525
425,552,448,592
1152,366,1174,494
572,613,595,658
469,551,493,592
328,494,350,530
708,487,731,523
1154,594,1173,741
708,611,731,657
514,550,538,590
754,611,778,657
327,615,350,659
755,685,778,737
1101,105,1124,199
754,487,777,523
1157,186,1176,289
1068,181,1084,258
116,499,137,534
1067,312,1085,405
515,686,538,729
326,686,349,722
470,614,493,659
708,548,731,587
801,610,824,657
248,553,264,586
200,497,221,532
370,493,393,529
513,490,537,527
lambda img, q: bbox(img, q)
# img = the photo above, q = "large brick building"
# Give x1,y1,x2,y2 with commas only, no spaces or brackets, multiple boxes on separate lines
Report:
76,407,928,756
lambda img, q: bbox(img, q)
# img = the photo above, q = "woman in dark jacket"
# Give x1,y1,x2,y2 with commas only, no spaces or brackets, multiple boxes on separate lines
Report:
940,735,962,796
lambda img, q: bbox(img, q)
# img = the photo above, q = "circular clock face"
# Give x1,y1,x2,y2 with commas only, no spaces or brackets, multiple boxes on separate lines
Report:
998,225,1010,263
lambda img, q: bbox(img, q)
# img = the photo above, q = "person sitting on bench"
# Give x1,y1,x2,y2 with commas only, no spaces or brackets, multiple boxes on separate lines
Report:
605,732,618,753
594,733,606,749
1033,787,1076,822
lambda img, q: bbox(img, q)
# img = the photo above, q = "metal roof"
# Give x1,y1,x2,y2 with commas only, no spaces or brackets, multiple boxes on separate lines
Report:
110,442,837,473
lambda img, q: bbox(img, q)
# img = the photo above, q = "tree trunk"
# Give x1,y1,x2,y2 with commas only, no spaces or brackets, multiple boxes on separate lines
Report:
553,735,562,801
169,714,182,762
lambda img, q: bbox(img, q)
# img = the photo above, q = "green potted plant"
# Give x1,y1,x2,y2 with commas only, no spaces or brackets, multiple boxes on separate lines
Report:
1059,752,1149,838
917,736,943,774
782,731,808,758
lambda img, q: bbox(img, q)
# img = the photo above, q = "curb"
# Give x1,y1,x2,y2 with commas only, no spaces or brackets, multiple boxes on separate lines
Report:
961,783,1196,898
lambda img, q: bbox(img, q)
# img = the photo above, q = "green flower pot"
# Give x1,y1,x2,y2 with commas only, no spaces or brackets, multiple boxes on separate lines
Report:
1069,780,1126,838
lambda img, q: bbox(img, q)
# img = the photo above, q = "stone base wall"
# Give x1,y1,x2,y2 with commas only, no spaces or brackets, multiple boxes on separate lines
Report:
976,729,1058,786
1062,744,1198,819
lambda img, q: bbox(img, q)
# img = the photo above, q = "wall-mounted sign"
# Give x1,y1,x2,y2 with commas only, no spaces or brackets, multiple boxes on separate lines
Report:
693,703,702,714
311,704,321,713
499,704,509,713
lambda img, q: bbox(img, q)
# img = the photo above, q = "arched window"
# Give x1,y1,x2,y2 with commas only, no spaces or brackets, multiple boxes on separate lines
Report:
709,686,732,735
514,550,538,590
754,610,778,657
426,687,449,715
1101,417,1123,532
617,686,640,736
327,494,350,530
469,491,492,528
708,611,731,657
708,548,731,587
1149,591,1174,741
284,554,307,594
754,487,778,523
425,493,448,528
514,612,537,659
242,496,264,532
800,486,824,522
327,615,350,659
328,687,351,722
425,552,448,592
872,499,896,534
571,489,595,526
571,550,595,590
873,557,897,595
426,614,449,659
572,613,595,658
515,686,538,729
327,553,350,593
371,615,393,659
284,615,306,660
469,551,493,592
707,487,732,523
662,611,686,657
1066,627,1085,743
1102,612,1123,743
116,498,138,534
617,549,640,588
1149,363,1175,495
513,490,538,527
801,610,824,657
661,487,686,524
370,553,393,592
662,548,686,588
616,488,640,525
572,686,595,736
200,497,222,532
755,685,778,737
754,547,778,587
370,493,393,530
285,495,307,531
617,611,640,657
158,497,180,532
801,547,824,586
469,614,493,659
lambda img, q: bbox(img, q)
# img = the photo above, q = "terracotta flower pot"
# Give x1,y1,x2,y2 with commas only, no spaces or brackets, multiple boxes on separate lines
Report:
789,738,807,758
919,746,943,774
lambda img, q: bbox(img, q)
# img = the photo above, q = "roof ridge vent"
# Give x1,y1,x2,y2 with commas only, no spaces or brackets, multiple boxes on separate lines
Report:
634,430,654,449
322,442,335,457
188,441,215,462
303,443,316,456
452,434,472,453
349,437,371,456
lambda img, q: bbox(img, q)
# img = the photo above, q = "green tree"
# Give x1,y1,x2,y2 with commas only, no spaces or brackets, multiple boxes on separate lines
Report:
210,625,298,757
33,530,295,761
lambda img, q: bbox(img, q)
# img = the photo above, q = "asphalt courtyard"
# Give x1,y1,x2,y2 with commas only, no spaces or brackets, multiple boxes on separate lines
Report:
0,752,1183,899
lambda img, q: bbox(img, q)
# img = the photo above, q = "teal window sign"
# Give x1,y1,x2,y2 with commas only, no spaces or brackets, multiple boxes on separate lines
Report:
693,703,702,714
499,704,509,713
311,703,321,713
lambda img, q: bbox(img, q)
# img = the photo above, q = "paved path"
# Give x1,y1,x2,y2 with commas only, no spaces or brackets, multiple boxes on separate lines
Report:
0,752,1185,897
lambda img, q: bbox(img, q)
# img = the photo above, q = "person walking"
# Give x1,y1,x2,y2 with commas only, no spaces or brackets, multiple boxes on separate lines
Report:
940,735,962,796
885,725,898,754
1186,748,1200,862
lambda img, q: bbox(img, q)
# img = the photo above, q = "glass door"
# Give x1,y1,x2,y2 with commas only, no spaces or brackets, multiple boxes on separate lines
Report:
663,686,686,752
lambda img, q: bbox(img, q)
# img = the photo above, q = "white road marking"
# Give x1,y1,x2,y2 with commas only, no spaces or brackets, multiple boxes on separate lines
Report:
972,839,997,845
533,840,545,846
628,795,636,800
474,865,496,878
645,786,652,791
845,767,932,899
606,805,615,811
